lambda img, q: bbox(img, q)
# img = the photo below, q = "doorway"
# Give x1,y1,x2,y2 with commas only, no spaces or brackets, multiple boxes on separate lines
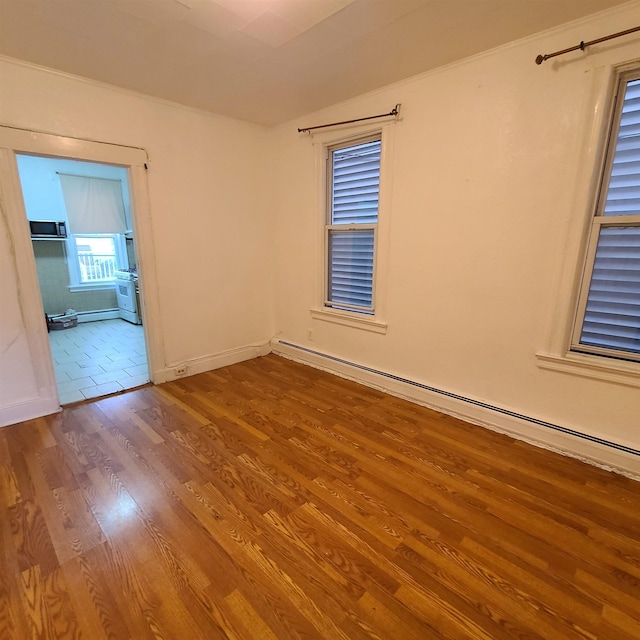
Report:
0,125,161,425
16,154,149,404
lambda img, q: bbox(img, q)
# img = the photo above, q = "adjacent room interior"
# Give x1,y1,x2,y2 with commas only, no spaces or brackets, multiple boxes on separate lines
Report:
0,1,639,639
16,154,149,404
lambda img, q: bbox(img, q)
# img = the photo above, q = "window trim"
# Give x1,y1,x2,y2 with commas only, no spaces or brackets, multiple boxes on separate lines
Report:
569,68,640,363
310,308,388,333
536,351,640,389
535,62,640,385
310,122,394,331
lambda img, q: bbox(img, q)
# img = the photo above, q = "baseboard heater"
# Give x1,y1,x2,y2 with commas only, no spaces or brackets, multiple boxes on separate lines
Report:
277,341,640,459
77,309,119,323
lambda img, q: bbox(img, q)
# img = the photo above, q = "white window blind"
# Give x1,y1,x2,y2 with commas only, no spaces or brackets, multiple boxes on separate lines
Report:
59,174,127,234
326,137,381,313
574,75,640,360
603,79,640,216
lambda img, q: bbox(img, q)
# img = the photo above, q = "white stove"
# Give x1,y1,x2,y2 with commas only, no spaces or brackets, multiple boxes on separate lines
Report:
114,268,137,281
114,269,141,324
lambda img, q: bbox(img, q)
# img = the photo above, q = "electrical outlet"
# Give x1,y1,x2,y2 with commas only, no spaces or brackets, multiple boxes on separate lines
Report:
307,328,313,341
174,364,188,377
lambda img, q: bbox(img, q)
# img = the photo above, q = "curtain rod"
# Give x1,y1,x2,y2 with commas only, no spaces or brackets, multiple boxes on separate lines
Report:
298,104,400,133
535,25,640,65
56,172,121,182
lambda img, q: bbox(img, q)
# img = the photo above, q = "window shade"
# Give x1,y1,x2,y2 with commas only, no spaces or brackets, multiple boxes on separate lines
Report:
603,79,640,217
59,174,126,234
331,140,381,224
328,229,375,309
580,226,640,354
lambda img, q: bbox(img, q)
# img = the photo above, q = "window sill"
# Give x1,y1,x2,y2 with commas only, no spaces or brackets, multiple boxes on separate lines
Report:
69,283,116,293
536,351,640,389
310,308,388,334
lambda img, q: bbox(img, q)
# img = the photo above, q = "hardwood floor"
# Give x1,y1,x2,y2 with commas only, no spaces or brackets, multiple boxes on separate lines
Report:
1,354,639,639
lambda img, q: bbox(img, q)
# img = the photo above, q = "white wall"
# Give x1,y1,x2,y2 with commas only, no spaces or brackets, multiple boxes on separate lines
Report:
270,3,640,475
0,57,274,424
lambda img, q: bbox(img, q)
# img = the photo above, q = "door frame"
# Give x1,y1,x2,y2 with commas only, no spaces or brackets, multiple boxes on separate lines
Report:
0,125,162,416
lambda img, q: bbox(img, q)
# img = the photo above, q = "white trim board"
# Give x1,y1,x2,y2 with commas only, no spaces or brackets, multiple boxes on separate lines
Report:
0,396,60,428
153,341,272,384
271,339,640,481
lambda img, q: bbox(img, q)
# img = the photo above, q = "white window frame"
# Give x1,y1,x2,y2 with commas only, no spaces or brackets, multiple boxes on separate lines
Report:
536,63,640,388
570,68,640,363
66,232,127,292
310,123,395,334
324,133,381,315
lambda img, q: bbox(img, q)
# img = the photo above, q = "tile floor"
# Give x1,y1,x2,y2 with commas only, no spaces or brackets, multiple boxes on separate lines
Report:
48,318,149,405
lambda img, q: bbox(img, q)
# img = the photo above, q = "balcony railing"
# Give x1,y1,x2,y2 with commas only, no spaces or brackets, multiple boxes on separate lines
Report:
78,253,117,282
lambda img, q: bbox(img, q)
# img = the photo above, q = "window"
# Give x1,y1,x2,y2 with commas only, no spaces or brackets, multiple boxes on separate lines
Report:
66,233,126,289
75,235,118,283
572,70,640,362
325,135,381,314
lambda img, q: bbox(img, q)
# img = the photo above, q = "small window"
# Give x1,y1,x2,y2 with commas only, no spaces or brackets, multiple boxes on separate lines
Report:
572,70,640,362
66,233,126,288
325,135,381,314
75,235,118,283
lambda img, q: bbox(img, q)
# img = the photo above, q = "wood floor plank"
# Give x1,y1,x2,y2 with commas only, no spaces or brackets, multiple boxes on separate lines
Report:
60,552,132,640
16,565,55,639
224,588,280,640
0,434,21,509
0,503,31,640
1,354,639,639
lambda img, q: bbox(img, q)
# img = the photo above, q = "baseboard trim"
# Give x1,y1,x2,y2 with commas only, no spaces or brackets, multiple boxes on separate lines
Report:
272,339,640,480
153,341,272,384
0,395,61,428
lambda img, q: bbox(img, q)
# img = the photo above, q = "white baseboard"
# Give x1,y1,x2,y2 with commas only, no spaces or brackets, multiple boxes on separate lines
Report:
272,339,640,481
76,309,120,323
0,395,61,428
153,341,272,384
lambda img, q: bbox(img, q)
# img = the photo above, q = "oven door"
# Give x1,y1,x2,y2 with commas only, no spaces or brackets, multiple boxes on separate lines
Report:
116,279,136,313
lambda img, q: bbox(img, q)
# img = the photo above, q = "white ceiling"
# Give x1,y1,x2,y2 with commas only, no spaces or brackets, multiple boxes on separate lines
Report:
0,0,631,126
